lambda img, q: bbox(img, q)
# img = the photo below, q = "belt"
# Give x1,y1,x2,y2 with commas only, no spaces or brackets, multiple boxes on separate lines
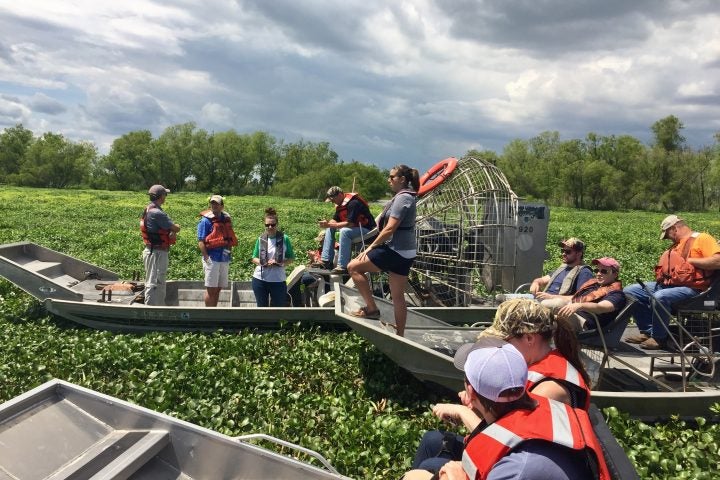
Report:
146,245,169,251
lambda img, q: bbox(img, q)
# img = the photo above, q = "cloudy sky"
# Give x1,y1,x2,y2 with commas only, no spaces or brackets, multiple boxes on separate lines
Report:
1,0,718,172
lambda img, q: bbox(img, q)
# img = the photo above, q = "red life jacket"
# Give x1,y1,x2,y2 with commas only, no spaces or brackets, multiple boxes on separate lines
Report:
572,279,623,304
462,395,610,480
527,350,591,411
199,210,238,250
140,203,176,249
654,234,711,290
336,193,372,227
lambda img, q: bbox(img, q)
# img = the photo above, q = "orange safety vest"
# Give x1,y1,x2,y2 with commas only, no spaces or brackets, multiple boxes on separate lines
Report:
572,279,623,304
140,203,176,249
336,193,373,227
199,210,238,250
654,234,711,290
462,395,610,480
527,350,591,411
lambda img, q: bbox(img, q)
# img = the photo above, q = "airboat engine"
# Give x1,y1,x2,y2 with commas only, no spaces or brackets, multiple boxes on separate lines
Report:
410,156,549,307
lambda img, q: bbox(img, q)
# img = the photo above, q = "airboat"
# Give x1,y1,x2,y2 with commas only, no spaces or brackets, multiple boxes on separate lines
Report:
335,283,720,419
0,156,548,331
0,241,495,332
0,379,348,479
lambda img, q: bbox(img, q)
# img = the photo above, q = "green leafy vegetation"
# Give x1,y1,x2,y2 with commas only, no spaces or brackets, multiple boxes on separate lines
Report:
0,187,719,478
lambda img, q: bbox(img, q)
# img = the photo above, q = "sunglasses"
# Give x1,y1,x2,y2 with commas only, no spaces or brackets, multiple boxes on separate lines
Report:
265,223,277,228
593,268,613,274
560,249,573,255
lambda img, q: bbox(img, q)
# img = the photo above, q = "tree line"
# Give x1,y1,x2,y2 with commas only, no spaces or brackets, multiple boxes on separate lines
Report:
1,115,718,210
0,123,389,201
486,115,720,211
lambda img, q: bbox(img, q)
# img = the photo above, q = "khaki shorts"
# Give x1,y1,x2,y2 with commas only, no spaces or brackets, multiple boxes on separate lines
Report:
203,258,229,288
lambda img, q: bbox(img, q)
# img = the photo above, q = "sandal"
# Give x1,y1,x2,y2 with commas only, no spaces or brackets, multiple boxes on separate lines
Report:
349,306,381,319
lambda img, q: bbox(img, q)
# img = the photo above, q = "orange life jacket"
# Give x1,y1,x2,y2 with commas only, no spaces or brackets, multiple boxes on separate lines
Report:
572,279,623,304
527,350,591,411
654,234,711,290
462,395,610,480
336,193,373,227
199,210,238,250
140,203,176,249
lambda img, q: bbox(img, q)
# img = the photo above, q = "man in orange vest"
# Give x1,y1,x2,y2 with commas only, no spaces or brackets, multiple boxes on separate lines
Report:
197,195,238,307
624,215,720,349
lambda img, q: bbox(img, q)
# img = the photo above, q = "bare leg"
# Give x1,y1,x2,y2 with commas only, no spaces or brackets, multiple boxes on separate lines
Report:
388,272,408,336
347,253,381,313
204,287,222,307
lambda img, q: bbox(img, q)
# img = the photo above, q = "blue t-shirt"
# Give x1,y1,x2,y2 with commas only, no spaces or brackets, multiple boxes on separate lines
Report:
197,216,231,262
487,440,593,480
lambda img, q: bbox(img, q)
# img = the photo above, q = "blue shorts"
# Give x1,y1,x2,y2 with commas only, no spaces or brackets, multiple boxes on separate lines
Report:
367,244,415,276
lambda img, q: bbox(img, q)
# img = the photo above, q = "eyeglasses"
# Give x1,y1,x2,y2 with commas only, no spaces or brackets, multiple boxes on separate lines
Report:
560,249,573,255
265,223,277,228
593,268,613,274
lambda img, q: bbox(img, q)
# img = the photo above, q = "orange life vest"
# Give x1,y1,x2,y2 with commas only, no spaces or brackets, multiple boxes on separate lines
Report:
462,395,610,480
140,203,176,249
199,210,238,250
336,193,372,227
572,279,623,304
654,234,711,290
527,350,591,411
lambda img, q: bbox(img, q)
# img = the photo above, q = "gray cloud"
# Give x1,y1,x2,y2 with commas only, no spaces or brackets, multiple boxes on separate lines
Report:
0,0,718,173
29,93,66,114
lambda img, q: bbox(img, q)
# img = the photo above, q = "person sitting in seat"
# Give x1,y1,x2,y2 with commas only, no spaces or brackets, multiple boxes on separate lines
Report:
409,299,592,475
403,342,610,480
624,215,720,350
316,186,376,275
530,238,594,309
557,257,626,331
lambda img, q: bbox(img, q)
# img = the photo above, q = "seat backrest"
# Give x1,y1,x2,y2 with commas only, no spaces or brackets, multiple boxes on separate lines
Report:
578,294,636,350
285,265,306,290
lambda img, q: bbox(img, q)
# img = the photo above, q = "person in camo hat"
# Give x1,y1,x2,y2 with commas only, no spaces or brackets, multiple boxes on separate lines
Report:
530,237,594,309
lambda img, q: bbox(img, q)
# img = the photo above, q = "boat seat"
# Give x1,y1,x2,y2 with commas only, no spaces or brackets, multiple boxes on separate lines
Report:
673,272,720,312
46,429,169,480
578,295,637,351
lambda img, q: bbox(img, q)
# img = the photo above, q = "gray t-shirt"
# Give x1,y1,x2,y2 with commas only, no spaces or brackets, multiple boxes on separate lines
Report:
143,202,175,241
386,191,417,258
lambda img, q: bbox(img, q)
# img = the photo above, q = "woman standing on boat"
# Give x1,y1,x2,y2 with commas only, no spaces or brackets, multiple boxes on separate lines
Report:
251,207,295,307
411,299,592,474
347,164,420,336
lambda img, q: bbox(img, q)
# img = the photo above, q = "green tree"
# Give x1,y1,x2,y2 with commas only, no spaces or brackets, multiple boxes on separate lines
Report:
95,130,155,190
205,130,256,195
10,133,95,188
250,131,280,194
152,123,204,192
0,124,34,183
651,115,685,152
